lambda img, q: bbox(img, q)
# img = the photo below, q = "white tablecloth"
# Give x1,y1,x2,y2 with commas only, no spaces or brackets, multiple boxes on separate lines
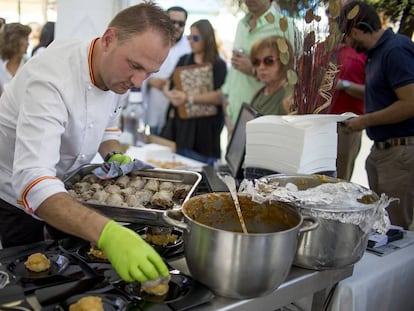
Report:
329,230,414,311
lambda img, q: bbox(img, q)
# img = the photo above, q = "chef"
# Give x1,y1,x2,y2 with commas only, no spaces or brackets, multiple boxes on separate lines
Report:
0,2,174,284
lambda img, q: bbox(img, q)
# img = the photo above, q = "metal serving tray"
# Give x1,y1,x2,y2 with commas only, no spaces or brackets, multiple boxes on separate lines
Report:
63,164,202,226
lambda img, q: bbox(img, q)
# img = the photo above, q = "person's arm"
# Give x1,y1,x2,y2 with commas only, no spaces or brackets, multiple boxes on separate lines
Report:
98,139,124,159
336,79,365,100
35,192,168,282
147,77,169,90
36,192,109,243
345,83,414,131
98,139,131,164
189,90,223,106
231,49,254,76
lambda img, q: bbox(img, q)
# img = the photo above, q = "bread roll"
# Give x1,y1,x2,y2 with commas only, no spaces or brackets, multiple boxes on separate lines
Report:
69,296,103,311
141,275,171,296
24,252,51,272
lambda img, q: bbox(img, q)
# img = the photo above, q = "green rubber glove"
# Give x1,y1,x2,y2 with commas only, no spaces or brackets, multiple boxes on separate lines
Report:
107,153,132,165
97,221,169,282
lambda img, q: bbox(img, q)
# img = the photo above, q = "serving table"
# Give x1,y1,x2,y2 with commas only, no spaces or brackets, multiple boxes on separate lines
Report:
168,257,353,311
328,230,414,311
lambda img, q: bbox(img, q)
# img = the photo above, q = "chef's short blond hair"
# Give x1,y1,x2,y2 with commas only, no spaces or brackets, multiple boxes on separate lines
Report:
108,1,175,47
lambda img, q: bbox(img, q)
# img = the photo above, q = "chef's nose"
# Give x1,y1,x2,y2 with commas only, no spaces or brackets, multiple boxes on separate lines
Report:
130,71,149,88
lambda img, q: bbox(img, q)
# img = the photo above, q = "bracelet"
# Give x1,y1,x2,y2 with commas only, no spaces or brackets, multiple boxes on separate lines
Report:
187,94,194,105
104,151,122,162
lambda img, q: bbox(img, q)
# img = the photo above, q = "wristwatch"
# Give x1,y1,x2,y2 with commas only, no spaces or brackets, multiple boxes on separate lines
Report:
341,80,351,90
104,151,122,162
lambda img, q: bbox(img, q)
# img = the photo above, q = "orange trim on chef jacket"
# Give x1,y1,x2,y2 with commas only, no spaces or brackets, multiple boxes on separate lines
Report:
19,176,60,213
105,128,122,133
88,37,99,86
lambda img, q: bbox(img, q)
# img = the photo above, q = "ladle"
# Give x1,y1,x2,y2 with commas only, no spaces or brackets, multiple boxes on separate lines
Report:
218,174,248,234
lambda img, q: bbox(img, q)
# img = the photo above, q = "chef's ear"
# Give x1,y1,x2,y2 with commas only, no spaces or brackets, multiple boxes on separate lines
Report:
101,28,117,49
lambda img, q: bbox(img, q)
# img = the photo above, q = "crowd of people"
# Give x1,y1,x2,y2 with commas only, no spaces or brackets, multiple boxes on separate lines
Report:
0,0,413,288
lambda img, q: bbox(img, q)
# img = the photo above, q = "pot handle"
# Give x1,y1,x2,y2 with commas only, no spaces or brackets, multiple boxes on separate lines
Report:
299,216,319,234
162,210,190,232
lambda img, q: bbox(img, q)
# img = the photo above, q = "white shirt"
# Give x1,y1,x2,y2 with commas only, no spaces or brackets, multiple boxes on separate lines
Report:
142,35,191,129
0,39,124,215
0,57,26,94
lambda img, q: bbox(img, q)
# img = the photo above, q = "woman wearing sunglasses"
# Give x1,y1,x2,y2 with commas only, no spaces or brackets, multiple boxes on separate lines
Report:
162,19,227,164
249,35,294,115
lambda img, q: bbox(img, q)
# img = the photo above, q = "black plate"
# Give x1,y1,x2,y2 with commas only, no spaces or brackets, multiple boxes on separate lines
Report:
76,245,110,263
7,252,70,280
136,227,184,256
55,293,128,311
116,272,193,304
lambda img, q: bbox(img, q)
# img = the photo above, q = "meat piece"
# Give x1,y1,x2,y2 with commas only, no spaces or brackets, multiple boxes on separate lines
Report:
141,275,171,296
69,296,104,311
67,189,79,198
104,184,121,194
92,190,109,203
73,182,91,194
128,177,145,189
81,174,99,184
79,190,94,201
87,244,107,260
134,189,154,205
126,194,147,208
105,193,124,206
173,184,192,199
151,190,174,209
159,181,175,192
121,187,137,196
115,175,130,188
145,231,178,246
24,253,51,272
144,179,159,192
89,183,103,192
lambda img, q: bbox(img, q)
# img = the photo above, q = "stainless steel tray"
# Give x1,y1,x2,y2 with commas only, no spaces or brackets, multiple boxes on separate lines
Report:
63,164,202,226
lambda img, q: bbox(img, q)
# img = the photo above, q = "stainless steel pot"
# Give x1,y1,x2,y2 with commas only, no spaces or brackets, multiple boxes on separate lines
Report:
162,192,318,299
262,174,380,270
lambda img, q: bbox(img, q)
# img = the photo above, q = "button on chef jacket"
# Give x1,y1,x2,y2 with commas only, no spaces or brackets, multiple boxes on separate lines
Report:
0,38,125,216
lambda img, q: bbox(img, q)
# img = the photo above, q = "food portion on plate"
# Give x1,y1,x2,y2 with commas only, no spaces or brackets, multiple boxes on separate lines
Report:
144,226,179,247
141,274,171,297
87,244,107,261
69,295,104,311
24,252,51,272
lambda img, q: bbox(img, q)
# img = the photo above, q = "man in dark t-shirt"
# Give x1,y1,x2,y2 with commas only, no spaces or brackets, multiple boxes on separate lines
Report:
340,1,414,229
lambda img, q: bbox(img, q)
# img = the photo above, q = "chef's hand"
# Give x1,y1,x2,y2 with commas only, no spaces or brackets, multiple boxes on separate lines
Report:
107,153,132,165
98,221,169,282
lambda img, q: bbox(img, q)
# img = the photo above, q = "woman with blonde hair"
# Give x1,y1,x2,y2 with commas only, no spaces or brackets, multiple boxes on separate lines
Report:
249,35,294,115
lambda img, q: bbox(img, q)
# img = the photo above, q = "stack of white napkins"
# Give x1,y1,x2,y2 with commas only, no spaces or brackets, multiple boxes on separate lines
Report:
245,113,356,175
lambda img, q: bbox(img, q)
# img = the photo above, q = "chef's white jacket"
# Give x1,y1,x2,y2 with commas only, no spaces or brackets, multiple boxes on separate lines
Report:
0,38,124,216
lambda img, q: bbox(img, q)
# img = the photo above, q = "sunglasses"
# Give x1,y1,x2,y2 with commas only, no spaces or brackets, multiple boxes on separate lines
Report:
252,56,277,67
187,35,201,42
171,19,185,27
